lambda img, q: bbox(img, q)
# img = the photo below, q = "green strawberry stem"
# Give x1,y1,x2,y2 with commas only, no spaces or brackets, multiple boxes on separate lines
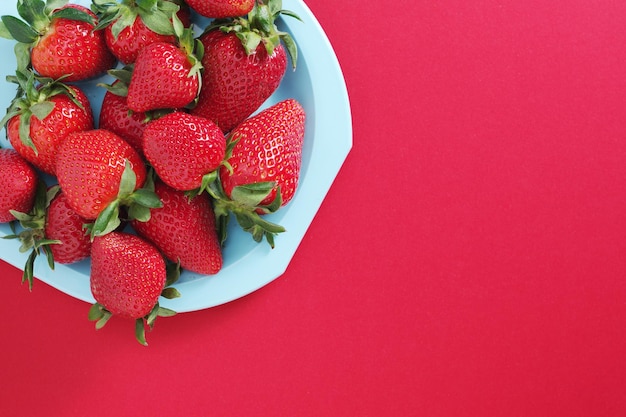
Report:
136,303,176,346
205,0,301,69
87,160,163,240
1,69,86,154
165,261,181,287
161,261,182,299
207,178,285,248
0,0,96,42
2,181,61,290
171,12,204,106
0,0,96,70
91,0,180,38
202,136,286,247
88,264,180,346
88,303,112,329
97,66,134,97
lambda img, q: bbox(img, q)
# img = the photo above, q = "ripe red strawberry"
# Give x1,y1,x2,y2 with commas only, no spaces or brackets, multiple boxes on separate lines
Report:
142,112,226,191
93,0,192,64
88,231,179,345
90,232,166,319
7,185,91,289
132,180,223,275
0,149,37,223
55,129,161,238
98,78,149,157
126,19,203,113
45,190,92,264
98,67,177,157
126,42,201,112
1,2,115,81
184,0,255,18
3,72,94,175
190,0,299,133
211,98,305,247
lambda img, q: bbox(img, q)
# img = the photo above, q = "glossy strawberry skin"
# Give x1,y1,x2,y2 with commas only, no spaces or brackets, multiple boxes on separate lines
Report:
31,5,116,82
44,191,91,264
90,232,166,319
104,5,192,64
191,30,287,133
132,181,222,275
220,99,305,207
127,42,199,113
0,149,38,223
143,112,226,191
55,129,147,220
7,86,94,175
185,0,255,18
98,87,147,157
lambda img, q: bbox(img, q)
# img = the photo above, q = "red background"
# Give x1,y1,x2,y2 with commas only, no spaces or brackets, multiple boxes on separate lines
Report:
2,1,626,416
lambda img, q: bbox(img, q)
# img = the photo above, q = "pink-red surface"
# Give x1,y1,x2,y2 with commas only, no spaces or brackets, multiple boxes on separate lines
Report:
2,1,626,416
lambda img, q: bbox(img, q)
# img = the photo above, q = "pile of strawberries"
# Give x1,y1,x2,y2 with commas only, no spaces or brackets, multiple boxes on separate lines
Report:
0,0,306,345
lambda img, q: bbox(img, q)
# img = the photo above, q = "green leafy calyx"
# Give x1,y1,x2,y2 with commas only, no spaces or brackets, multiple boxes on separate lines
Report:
1,70,85,154
2,181,61,290
88,263,180,346
206,149,285,248
88,160,163,240
0,0,96,45
91,0,180,38
206,0,301,69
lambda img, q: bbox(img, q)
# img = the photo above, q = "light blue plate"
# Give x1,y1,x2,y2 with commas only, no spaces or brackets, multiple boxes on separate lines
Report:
0,0,352,312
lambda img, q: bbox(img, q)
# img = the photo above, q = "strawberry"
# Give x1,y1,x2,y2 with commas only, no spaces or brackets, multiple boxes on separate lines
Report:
89,232,165,320
7,184,91,289
126,16,203,112
210,98,305,247
142,111,226,192
88,231,180,345
132,179,223,275
44,189,92,264
98,67,177,157
184,0,255,18
190,0,300,133
0,1,115,81
98,81,148,157
2,71,94,175
92,0,192,64
0,148,37,224
97,68,148,155
55,129,162,238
